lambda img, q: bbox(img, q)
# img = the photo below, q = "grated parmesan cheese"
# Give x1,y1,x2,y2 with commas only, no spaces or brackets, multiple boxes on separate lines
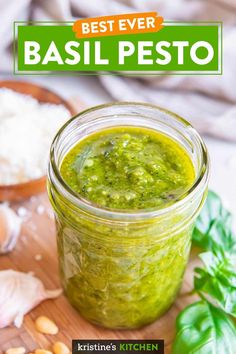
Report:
0,88,70,185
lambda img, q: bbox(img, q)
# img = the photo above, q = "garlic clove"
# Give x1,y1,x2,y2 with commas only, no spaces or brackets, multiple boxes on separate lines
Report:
0,204,22,254
0,270,62,328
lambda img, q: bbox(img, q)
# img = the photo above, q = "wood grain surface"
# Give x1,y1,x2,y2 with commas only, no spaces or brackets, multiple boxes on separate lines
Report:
0,193,200,354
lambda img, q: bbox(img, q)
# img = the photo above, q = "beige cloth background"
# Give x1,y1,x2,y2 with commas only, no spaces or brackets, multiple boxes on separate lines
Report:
1,0,236,141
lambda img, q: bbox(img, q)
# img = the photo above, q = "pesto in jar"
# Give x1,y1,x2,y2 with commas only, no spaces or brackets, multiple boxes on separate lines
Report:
56,126,196,329
60,127,195,210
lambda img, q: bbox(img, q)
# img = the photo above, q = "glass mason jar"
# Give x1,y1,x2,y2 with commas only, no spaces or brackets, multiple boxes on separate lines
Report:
48,103,209,329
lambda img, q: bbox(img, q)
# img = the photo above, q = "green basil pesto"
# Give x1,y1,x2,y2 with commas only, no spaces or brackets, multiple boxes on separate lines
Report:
55,126,196,329
60,127,195,210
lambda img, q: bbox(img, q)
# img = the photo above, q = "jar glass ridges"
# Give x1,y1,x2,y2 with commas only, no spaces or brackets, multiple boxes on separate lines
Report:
48,103,209,329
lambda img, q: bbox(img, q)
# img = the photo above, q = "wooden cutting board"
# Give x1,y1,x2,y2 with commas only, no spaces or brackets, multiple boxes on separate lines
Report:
0,193,200,354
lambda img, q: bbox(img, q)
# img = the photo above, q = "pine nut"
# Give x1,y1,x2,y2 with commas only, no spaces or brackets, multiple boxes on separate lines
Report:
35,316,58,335
5,348,26,354
52,342,70,354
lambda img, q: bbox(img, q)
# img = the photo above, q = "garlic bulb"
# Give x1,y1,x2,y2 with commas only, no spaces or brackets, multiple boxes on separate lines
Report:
0,270,62,328
0,204,22,254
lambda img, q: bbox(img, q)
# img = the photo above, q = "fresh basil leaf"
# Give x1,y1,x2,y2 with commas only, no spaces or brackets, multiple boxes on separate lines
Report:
194,252,236,317
193,190,236,254
195,190,223,233
207,220,236,254
174,190,236,353
172,300,236,354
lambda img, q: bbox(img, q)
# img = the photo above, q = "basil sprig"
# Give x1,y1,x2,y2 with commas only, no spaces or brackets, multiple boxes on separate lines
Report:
193,191,236,254
194,251,236,317
172,301,236,354
172,191,236,354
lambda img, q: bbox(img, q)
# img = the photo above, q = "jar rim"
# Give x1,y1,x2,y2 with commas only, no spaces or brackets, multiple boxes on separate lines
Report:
49,102,210,221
